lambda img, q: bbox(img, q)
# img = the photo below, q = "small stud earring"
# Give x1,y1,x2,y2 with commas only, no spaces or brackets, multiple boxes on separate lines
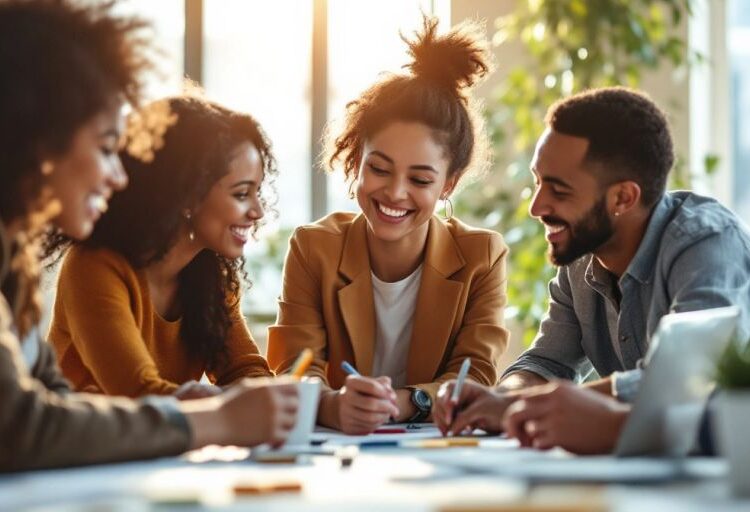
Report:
41,160,54,176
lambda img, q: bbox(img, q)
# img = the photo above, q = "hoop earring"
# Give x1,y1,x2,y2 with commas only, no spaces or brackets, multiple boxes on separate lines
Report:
40,160,54,176
184,210,195,242
442,197,453,221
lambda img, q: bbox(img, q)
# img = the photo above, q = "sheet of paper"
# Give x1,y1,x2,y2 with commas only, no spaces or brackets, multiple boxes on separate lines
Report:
312,423,443,446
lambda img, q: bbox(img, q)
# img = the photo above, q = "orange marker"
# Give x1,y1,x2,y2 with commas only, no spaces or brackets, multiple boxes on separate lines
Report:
290,348,313,379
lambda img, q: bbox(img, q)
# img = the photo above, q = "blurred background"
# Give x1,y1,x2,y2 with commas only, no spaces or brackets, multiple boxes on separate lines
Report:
49,0,750,366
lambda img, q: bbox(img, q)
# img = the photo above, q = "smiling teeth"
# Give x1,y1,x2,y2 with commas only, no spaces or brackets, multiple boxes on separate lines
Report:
91,195,108,213
378,202,409,218
231,226,250,239
546,224,566,235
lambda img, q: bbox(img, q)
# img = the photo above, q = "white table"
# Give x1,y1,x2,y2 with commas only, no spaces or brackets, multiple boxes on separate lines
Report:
2,434,748,512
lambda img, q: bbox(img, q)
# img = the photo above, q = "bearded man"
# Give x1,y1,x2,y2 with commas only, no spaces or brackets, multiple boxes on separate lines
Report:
434,87,750,454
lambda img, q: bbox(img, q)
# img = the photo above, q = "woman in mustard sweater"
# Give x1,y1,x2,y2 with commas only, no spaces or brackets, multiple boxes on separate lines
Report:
47,96,277,398
268,18,509,434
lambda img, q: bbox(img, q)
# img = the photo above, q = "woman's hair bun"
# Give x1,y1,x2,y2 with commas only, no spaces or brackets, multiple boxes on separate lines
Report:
404,16,490,93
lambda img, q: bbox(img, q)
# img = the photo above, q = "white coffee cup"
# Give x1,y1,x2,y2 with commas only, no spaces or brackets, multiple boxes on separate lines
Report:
284,377,321,446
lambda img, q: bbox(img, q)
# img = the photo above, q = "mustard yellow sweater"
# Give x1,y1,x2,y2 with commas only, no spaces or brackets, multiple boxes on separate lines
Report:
49,246,272,397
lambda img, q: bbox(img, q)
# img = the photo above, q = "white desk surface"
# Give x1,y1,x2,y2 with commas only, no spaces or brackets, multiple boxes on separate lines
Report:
2,430,749,512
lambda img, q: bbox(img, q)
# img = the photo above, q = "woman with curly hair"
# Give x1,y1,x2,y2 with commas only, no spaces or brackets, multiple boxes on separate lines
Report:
47,96,278,399
0,0,296,472
267,17,509,434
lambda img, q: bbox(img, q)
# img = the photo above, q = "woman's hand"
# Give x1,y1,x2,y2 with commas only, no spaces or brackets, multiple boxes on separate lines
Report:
336,375,399,434
184,377,299,449
174,380,223,400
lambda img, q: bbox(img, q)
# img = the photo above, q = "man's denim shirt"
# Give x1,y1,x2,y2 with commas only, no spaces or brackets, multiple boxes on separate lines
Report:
503,191,750,400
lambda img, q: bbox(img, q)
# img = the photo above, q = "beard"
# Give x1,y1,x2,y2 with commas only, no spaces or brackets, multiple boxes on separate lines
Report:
543,195,614,266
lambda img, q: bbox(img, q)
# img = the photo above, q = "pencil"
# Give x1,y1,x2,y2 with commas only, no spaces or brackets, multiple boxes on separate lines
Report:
290,348,313,379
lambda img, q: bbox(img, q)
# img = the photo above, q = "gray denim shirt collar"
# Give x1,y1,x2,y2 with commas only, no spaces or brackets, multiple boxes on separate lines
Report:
583,194,673,290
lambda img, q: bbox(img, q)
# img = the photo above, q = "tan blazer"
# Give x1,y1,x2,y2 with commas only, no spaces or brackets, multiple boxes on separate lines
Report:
267,212,509,399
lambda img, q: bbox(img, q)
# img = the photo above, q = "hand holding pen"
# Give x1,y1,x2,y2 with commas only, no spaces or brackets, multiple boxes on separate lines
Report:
434,358,477,436
435,378,515,436
336,361,399,435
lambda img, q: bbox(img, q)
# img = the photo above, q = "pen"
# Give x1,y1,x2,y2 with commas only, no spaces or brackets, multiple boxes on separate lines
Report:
341,360,360,376
451,357,471,402
359,440,400,448
290,348,313,378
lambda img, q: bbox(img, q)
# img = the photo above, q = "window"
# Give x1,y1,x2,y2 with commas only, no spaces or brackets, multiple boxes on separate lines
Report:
729,0,750,221
115,0,185,99
203,0,313,231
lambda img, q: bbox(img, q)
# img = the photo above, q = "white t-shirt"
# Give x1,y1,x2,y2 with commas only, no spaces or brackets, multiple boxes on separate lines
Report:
371,265,423,388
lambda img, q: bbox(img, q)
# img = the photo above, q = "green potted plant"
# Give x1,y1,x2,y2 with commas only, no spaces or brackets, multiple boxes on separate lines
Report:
714,337,750,496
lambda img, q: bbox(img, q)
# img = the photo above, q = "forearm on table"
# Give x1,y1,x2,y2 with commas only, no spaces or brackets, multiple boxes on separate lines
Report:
497,370,548,394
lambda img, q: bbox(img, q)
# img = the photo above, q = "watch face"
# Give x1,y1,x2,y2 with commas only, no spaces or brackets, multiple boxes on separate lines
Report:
413,389,432,411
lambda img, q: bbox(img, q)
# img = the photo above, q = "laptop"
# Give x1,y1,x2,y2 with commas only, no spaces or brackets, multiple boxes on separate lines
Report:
615,306,740,457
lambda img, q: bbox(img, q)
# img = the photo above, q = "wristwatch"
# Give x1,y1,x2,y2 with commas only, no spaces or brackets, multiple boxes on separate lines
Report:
408,387,432,422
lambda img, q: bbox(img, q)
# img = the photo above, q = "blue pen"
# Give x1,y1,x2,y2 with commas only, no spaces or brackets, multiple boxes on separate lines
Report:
359,440,400,449
341,360,396,422
341,360,361,376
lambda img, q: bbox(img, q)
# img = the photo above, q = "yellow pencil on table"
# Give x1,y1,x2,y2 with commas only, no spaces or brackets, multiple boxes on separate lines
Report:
403,438,480,449
290,348,313,379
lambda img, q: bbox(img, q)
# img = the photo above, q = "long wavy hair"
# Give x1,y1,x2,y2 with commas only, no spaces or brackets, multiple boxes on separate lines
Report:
46,96,278,370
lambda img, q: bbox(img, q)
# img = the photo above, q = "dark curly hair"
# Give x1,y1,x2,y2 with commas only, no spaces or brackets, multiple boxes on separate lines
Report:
0,0,153,336
325,16,492,189
0,0,153,221
546,87,675,208
46,96,278,371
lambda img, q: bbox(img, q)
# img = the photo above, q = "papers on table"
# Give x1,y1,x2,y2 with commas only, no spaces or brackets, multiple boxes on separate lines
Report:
312,425,724,485
312,423,443,446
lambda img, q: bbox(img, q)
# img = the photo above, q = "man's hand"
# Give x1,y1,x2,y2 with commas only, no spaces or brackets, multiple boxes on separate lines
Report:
434,380,516,436
502,380,630,454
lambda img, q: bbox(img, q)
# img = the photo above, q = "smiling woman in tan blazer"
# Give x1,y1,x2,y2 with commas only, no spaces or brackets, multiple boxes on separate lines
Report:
268,18,509,435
